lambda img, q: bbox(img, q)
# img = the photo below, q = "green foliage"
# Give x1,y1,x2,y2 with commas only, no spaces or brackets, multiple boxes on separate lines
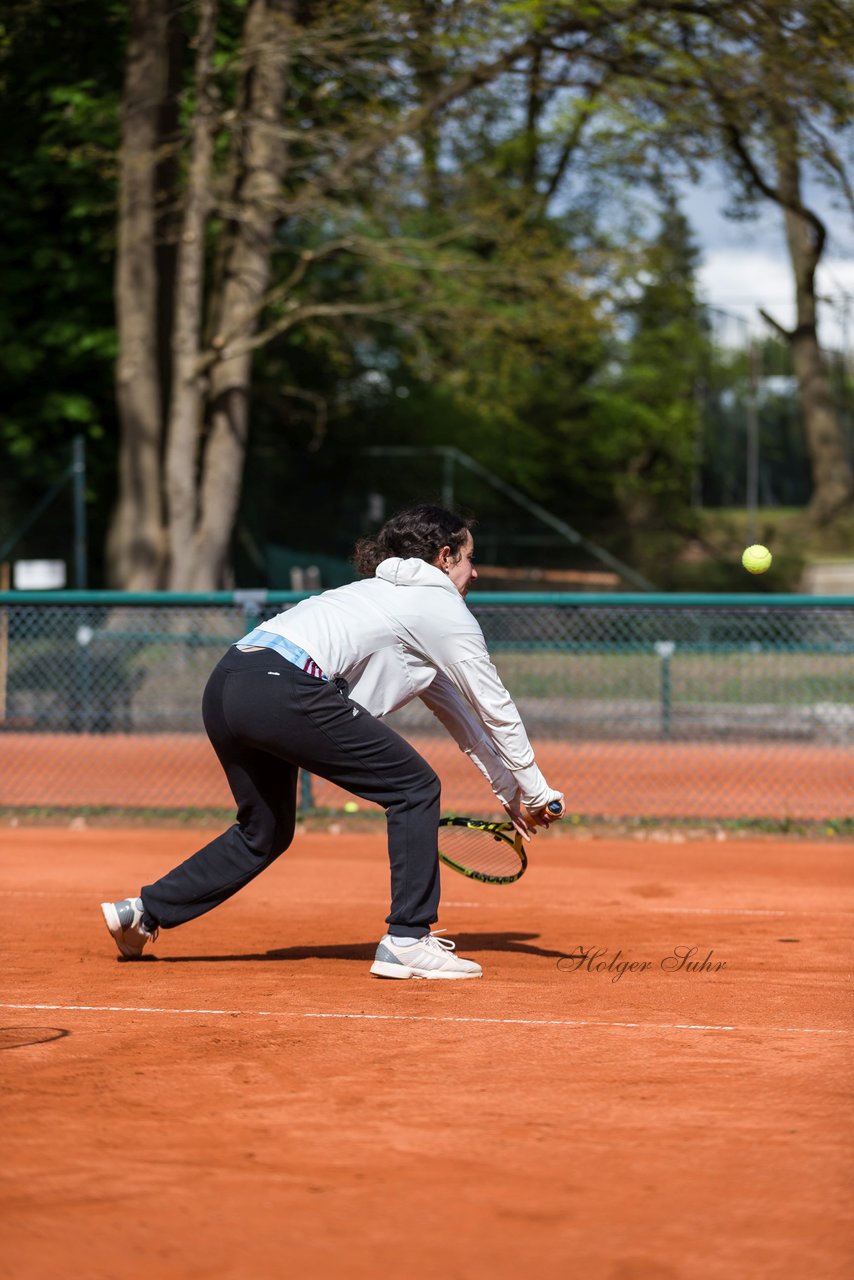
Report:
5,1,849,584
0,1,125,574
524,194,710,571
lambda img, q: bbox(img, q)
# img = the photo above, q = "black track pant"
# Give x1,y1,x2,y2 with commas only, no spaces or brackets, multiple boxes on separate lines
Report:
141,647,441,938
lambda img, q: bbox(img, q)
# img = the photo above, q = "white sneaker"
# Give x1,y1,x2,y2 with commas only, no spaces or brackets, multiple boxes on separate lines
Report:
370,930,482,980
100,897,159,958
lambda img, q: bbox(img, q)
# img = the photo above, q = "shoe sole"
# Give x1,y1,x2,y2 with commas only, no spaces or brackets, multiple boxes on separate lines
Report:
370,961,482,980
100,902,145,959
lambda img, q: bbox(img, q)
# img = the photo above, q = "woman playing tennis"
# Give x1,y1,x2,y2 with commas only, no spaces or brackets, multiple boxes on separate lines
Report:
101,505,564,979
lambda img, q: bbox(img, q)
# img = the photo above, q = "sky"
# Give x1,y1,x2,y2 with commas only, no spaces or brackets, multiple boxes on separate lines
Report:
680,173,854,352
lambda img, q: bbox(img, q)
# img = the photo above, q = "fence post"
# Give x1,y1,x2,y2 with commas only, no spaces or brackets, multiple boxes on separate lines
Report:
0,561,8,721
72,435,88,589
75,622,94,733
654,640,675,740
232,588,268,634
299,769,316,814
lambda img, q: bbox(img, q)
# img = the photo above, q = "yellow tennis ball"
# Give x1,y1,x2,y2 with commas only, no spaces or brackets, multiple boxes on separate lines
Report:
343,801,359,813
742,544,772,574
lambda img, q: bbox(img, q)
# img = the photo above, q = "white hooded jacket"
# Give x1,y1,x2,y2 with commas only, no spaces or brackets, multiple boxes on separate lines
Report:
247,557,556,810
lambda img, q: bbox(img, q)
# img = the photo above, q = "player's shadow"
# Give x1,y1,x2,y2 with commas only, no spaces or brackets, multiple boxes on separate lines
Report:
160,932,572,964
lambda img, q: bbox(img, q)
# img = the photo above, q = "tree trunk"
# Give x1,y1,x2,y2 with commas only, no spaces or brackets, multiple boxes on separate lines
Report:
171,0,293,590
154,2,187,431
523,47,543,199
164,0,219,587
108,0,171,589
107,3,607,589
776,136,854,524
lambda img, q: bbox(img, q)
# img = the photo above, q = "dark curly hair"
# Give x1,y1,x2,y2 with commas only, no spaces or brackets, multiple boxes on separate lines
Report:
352,504,474,577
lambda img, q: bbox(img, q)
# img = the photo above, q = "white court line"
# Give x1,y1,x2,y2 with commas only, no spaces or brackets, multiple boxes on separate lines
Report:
0,1002,848,1036
645,907,805,917
588,906,854,917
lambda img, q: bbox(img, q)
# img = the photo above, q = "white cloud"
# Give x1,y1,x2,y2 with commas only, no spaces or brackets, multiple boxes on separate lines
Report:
696,250,854,349
679,169,854,350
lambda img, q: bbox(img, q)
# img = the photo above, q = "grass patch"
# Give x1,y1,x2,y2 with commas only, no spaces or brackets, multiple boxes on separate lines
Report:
0,805,236,828
495,649,853,704
1,805,850,841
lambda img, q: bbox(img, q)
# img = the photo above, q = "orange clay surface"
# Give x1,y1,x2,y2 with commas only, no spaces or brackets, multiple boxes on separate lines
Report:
2,825,852,1280
1,732,852,817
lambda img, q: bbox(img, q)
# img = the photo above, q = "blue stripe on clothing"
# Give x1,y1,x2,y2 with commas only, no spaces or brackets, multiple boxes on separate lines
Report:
236,626,330,681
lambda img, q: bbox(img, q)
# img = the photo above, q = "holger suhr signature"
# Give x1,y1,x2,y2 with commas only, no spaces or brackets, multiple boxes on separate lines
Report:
557,945,727,983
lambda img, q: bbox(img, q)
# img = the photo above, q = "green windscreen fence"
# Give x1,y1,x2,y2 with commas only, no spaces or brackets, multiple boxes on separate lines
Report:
0,592,851,822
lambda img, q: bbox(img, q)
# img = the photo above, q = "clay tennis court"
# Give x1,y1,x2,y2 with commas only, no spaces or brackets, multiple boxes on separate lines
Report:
3,823,852,1279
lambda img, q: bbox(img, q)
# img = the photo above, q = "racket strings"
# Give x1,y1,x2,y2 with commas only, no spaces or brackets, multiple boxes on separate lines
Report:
438,824,521,878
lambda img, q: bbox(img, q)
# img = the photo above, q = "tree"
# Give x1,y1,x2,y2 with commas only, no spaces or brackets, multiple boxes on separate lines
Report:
109,0,635,588
596,195,708,548
12,1,847,586
756,117,853,523
577,0,854,524
0,0,125,578
694,2,854,524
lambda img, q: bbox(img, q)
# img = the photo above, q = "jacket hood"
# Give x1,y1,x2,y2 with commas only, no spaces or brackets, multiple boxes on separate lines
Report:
375,557,460,595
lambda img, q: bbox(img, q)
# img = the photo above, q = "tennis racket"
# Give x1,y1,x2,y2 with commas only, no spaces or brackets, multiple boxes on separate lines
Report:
438,802,563,885
438,817,525,884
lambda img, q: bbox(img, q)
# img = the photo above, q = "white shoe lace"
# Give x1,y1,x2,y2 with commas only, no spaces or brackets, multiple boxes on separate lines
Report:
420,929,456,953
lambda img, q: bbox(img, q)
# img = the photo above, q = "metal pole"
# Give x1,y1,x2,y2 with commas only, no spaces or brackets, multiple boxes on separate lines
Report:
442,449,455,509
746,338,760,546
0,560,8,721
655,641,675,740
299,769,316,813
691,376,705,510
72,435,88,588
840,293,852,461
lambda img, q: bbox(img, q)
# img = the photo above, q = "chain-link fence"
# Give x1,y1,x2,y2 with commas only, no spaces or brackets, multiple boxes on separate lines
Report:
0,591,851,822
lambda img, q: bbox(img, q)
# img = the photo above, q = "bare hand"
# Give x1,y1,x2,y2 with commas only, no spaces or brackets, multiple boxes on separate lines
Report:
502,798,539,842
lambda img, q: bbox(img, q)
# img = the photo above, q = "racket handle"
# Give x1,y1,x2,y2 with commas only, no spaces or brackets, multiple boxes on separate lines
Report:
526,799,565,822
